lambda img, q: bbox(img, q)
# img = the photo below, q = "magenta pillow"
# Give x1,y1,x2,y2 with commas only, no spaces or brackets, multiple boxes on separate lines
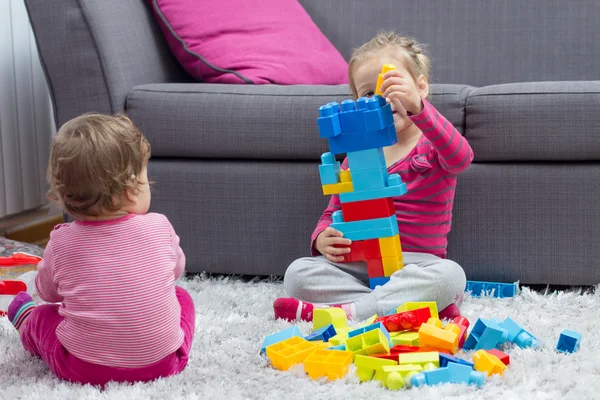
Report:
149,0,348,85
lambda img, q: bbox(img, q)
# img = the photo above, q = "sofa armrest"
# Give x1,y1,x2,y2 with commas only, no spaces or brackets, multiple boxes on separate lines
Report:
25,0,188,128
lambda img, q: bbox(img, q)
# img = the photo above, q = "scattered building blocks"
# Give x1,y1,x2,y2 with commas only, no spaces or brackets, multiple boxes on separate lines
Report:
390,332,420,347
398,351,440,371
379,234,402,257
466,280,517,298
500,317,539,349
411,361,485,388
375,307,431,332
390,345,421,354
360,314,379,327
330,213,399,241
485,349,510,365
328,327,351,346
304,349,353,380
326,344,347,351
418,317,460,354
313,308,347,331
375,63,397,95
346,148,387,172
0,280,27,295
339,173,407,203
439,353,475,369
348,322,391,345
354,354,397,382
340,198,395,222
261,325,302,354
473,349,507,376
345,329,390,357
381,364,423,390
322,170,353,195
369,276,390,290
305,324,337,342
463,318,509,351
449,316,470,349
265,337,318,371
556,329,582,353
395,302,439,320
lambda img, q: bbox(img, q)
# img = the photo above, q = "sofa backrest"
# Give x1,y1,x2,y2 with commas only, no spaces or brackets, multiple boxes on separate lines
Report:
299,0,600,86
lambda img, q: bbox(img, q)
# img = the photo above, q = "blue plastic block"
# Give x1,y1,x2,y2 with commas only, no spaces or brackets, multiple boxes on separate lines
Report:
318,153,341,185
411,362,484,388
346,148,387,172
339,173,407,203
326,344,347,351
364,98,394,131
348,322,391,345
305,324,337,342
500,317,539,349
556,329,582,353
338,98,368,133
327,124,397,154
439,353,475,369
349,167,389,191
466,280,517,298
330,215,398,241
463,318,509,351
369,277,390,290
261,326,302,354
317,103,342,138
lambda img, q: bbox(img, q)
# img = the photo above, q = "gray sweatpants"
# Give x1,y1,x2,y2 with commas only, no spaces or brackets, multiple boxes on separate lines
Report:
283,252,466,321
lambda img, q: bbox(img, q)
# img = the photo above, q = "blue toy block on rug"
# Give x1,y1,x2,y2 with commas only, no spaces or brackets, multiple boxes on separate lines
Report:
411,362,485,388
466,280,517,298
500,317,539,349
463,318,509,351
439,353,475,369
369,277,390,290
556,329,581,353
305,324,337,342
261,325,302,354
348,322,391,345
346,148,387,172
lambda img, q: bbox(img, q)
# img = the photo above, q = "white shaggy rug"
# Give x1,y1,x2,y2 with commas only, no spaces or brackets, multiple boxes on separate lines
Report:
1,275,599,400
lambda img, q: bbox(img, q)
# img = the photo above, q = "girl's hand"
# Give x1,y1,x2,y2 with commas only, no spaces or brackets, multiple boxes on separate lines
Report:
315,227,352,263
379,69,424,116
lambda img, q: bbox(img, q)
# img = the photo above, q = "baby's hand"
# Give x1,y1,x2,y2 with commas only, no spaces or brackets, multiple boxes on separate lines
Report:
316,227,351,263
379,69,424,115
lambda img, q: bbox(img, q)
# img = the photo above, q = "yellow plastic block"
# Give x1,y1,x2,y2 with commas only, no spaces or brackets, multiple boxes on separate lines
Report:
382,255,402,277
390,331,420,347
316,341,333,349
346,329,390,357
265,337,318,371
304,349,354,380
314,308,348,330
396,302,439,320
375,64,397,95
473,349,507,376
398,351,439,371
322,170,353,195
378,234,402,257
359,314,379,327
354,355,398,382
418,321,459,354
328,326,351,346
381,364,424,390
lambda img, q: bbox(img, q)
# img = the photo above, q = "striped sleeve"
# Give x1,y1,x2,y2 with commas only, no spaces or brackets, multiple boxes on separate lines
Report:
409,99,474,175
34,239,63,303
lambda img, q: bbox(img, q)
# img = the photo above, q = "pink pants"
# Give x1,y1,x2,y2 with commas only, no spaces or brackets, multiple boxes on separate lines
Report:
19,286,195,386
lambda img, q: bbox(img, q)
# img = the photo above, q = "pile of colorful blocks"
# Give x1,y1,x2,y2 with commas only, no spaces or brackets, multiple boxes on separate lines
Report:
262,300,582,390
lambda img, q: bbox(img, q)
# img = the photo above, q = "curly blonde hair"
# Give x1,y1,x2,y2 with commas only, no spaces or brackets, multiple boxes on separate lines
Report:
47,113,151,217
348,31,431,98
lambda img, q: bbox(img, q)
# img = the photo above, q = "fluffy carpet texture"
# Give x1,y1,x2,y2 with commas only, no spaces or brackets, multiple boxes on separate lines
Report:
1,276,599,400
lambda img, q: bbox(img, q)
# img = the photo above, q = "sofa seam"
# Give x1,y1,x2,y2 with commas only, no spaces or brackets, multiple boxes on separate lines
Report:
469,92,600,98
130,88,463,97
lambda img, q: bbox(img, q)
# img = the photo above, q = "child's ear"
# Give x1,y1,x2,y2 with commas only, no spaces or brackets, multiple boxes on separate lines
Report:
417,75,429,98
125,189,138,204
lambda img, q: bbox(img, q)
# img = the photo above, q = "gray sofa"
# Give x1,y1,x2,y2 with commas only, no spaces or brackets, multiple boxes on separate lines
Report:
26,0,600,286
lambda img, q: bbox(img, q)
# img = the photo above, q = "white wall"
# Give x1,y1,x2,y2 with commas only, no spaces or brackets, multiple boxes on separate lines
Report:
0,0,54,218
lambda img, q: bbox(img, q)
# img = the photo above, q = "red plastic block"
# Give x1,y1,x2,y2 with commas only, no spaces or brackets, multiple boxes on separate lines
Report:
334,241,365,263
370,353,400,361
0,280,27,295
367,258,384,277
390,345,421,354
485,349,510,365
341,198,395,222
451,316,470,349
375,308,432,332
364,239,382,259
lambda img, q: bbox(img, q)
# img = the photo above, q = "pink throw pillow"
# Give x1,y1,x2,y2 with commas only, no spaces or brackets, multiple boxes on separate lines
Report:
149,0,349,85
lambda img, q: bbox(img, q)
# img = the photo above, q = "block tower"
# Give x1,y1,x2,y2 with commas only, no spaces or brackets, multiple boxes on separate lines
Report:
316,64,406,290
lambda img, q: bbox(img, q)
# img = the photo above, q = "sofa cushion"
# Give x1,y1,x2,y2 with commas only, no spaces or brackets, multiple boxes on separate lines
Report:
466,82,600,161
126,83,471,160
148,0,348,85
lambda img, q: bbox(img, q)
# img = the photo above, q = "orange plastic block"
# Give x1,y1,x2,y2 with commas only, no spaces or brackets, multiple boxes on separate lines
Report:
265,337,318,371
375,64,397,95
379,234,402,257
322,170,353,195
304,349,353,380
473,349,507,376
418,318,460,354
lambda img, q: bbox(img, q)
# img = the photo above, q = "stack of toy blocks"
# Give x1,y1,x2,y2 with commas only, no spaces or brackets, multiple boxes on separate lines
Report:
317,64,407,290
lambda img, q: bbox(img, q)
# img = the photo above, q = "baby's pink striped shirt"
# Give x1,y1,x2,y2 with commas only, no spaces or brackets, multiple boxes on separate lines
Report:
35,213,186,368
312,99,474,259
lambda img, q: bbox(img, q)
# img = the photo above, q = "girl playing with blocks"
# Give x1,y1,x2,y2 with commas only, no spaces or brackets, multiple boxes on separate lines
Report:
274,32,474,322
7,114,194,385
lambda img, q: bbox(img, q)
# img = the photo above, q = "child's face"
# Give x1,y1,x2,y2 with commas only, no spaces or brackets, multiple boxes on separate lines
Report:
351,56,419,134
